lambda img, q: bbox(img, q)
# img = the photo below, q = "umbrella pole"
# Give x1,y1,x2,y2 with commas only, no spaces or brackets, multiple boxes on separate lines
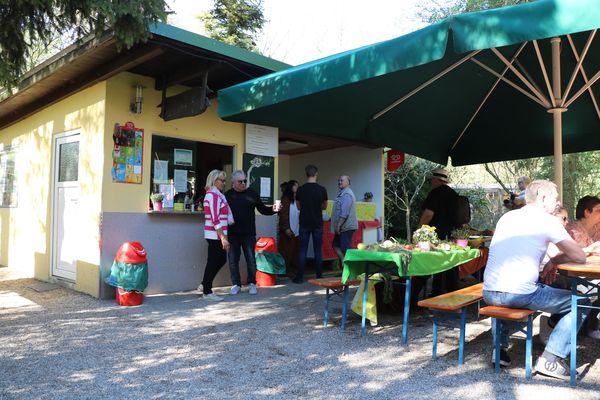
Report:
552,109,564,202
550,37,565,202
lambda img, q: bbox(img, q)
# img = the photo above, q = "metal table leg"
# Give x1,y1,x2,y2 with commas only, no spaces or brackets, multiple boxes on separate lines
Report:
402,277,411,345
570,279,578,387
360,263,370,337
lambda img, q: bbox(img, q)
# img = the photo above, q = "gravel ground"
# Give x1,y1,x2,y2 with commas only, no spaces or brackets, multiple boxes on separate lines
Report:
1,274,599,400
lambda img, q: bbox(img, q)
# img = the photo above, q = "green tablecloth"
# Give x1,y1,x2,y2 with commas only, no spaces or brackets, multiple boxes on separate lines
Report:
342,248,480,283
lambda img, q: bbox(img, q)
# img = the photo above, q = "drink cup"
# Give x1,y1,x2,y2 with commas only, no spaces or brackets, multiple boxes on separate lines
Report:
274,200,281,212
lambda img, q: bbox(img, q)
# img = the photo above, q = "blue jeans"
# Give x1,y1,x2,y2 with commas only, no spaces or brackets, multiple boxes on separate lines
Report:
332,230,355,256
483,284,590,358
228,235,257,286
298,227,323,279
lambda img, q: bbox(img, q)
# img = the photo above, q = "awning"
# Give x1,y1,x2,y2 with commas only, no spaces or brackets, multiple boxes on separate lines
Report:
218,0,600,179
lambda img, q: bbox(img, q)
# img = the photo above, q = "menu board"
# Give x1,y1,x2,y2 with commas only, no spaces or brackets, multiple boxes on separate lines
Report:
112,122,143,184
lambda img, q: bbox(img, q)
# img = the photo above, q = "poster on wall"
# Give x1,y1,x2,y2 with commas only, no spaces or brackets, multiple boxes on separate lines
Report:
112,122,143,184
245,124,278,157
242,153,274,204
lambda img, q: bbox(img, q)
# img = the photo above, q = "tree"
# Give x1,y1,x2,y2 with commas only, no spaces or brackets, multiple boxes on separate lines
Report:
417,0,528,24
384,155,440,241
200,0,265,51
0,0,169,89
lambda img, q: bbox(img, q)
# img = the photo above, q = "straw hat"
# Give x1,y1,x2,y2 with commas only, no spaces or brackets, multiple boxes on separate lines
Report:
431,168,449,183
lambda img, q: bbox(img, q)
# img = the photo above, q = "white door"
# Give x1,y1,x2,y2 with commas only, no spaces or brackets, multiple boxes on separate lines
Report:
51,134,80,281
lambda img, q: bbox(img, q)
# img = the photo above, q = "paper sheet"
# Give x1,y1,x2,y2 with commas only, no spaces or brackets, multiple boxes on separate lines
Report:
260,177,271,198
174,169,188,193
153,160,169,184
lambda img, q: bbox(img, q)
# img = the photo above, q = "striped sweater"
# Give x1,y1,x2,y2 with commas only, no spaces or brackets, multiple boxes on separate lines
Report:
203,187,234,240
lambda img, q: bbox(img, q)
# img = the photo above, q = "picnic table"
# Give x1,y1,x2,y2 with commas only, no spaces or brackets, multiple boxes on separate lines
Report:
342,248,480,343
559,256,600,386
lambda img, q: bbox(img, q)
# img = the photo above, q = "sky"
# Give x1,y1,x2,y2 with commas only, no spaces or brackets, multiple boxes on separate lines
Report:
165,0,429,65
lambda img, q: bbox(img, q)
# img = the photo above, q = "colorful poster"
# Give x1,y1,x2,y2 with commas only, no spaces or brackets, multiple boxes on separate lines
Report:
112,122,144,184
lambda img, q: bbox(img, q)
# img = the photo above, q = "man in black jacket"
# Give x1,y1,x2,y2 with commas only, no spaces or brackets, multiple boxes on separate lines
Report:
417,168,460,297
225,170,276,295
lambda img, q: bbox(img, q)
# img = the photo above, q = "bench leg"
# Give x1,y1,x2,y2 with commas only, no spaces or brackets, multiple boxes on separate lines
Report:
526,314,533,380
342,285,348,331
493,318,501,374
432,315,438,361
458,307,467,365
324,288,330,327
402,277,411,345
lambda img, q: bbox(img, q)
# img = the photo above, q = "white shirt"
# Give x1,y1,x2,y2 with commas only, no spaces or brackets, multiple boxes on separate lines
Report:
289,201,300,237
484,205,570,294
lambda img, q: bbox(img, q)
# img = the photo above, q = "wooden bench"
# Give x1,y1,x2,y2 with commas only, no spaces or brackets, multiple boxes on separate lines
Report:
308,277,361,330
417,282,484,364
479,305,536,380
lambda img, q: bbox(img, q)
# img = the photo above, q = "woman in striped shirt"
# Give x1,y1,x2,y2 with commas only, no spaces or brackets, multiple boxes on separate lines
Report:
201,169,234,301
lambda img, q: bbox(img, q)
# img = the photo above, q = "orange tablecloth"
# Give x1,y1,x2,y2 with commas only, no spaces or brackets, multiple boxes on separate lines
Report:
458,247,488,279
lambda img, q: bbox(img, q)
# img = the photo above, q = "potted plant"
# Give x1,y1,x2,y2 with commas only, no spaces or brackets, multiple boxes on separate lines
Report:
150,193,164,211
412,225,439,251
451,226,471,247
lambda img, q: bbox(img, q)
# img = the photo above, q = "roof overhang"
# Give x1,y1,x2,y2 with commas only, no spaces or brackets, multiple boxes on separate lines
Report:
0,23,290,129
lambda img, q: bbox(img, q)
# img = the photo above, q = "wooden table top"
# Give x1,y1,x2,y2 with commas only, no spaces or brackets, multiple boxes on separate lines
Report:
558,256,600,279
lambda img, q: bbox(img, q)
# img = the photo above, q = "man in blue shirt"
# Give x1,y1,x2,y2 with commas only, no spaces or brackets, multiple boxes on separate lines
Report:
331,175,358,262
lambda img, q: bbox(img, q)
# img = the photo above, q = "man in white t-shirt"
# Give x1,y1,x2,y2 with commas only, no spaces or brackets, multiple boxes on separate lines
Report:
483,180,589,380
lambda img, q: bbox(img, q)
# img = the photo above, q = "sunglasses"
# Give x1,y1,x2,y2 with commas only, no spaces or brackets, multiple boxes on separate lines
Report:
238,179,247,184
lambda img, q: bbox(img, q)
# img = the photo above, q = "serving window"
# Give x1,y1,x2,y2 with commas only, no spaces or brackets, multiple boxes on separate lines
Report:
150,135,233,211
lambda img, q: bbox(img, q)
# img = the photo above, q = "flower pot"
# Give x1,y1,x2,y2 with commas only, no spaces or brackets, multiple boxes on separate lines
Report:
456,239,468,247
417,242,431,251
152,201,163,211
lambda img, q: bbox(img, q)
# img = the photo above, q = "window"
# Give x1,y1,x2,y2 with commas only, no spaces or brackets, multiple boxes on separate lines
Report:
0,145,17,207
150,135,233,210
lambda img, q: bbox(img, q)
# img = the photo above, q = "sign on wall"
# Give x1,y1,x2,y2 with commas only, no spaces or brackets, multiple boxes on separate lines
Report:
242,153,274,204
387,149,405,171
112,122,144,184
245,124,278,157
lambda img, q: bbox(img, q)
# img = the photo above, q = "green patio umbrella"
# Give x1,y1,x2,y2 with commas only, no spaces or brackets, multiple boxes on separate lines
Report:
218,0,600,198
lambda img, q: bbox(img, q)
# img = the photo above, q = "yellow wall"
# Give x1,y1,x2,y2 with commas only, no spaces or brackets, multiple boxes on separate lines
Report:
0,84,106,283
0,69,280,297
102,72,249,212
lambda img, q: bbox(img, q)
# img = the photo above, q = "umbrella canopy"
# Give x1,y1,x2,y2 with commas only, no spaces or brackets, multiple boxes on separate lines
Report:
218,0,600,196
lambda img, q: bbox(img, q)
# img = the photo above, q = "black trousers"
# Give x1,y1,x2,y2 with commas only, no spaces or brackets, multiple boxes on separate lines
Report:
431,268,459,297
202,239,227,294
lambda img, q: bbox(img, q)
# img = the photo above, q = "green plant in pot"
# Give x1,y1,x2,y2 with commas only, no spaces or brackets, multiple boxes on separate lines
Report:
451,226,471,247
150,193,164,211
412,225,439,251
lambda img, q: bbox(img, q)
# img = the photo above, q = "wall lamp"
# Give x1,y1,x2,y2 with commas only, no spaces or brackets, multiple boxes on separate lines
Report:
130,84,145,114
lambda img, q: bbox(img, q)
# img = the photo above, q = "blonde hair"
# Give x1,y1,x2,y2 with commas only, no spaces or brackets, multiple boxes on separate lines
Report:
205,169,226,191
525,180,557,204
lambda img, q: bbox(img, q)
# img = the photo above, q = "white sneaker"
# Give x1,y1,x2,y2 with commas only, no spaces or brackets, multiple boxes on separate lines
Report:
535,355,570,380
587,329,600,339
203,293,223,302
248,283,257,295
230,285,241,295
